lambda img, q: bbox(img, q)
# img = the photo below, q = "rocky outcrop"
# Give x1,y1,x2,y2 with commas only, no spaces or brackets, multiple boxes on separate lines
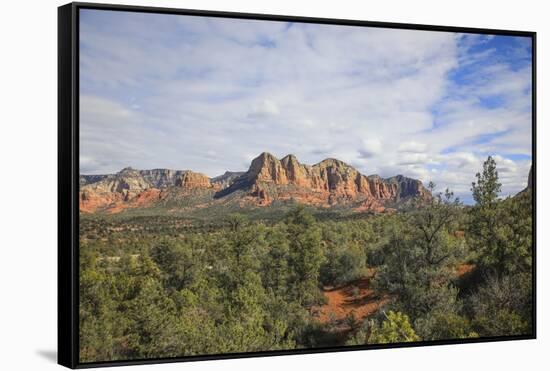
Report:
313,158,367,199
247,152,290,184
175,171,211,189
516,165,533,197
281,154,309,186
385,175,431,200
80,167,212,213
218,152,430,209
211,171,245,190
80,189,127,214
79,153,431,213
140,169,184,188
80,174,108,186
80,167,152,211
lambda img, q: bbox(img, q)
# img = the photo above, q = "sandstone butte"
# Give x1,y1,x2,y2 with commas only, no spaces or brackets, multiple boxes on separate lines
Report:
79,152,432,214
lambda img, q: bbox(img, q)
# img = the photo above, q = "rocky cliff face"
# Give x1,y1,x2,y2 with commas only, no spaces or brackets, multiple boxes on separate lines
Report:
211,171,246,190
80,152,431,213
80,167,212,213
175,171,211,189
139,169,184,188
219,152,430,208
80,174,108,186
517,165,533,197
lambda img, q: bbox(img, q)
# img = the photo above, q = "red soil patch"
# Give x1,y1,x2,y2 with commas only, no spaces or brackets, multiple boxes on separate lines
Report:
454,230,465,238
313,273,390,326
456,263,476,277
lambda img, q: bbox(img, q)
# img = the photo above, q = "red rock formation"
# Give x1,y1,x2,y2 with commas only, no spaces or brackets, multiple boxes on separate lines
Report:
238,152,430,209
250,183,271,205
281,154,309,187
175,171,212,189
80,189,125,213
368,175,399,200
80,169,210,213
247,152,289,184
79,153,431,213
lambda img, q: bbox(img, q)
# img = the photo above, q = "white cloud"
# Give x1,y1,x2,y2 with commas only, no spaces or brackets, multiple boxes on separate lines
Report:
398,141,428,153
247,99,280,119
397,153,430,166
358,138,383,158
79,10,532,202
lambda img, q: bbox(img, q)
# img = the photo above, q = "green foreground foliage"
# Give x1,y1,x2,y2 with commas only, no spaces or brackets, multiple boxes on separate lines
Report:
79,157,533,362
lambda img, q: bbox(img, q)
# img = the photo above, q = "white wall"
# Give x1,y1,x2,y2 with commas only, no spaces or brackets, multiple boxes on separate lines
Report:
0,0,547,369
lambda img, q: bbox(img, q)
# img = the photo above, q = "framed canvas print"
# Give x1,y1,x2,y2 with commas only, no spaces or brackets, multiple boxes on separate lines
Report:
58,2,536,368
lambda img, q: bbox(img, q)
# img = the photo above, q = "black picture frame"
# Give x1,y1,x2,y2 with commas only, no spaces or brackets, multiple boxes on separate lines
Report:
58,2,537,369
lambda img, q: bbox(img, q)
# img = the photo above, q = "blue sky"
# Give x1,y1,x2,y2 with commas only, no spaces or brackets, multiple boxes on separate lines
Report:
79,9,532,203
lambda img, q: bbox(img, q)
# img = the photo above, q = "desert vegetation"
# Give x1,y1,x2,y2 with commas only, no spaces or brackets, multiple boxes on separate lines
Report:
79,157,533,362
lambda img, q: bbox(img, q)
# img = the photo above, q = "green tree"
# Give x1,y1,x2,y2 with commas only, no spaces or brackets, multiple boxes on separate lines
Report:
469,156,532,277
469,156,502,276
284,206,325,306
124,277,181,358
79,268,122,362
262,225,291,297
368,311,420,344
225,213,248,232
469,274,532,337
472,156,502,205
150,240,202,291
320,221,368,286
411,183,463,273
493,193,533,274
414,312,478,340
375,183,464,320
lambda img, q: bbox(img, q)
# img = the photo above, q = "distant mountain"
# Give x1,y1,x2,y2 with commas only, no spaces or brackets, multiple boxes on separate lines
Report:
79,152,431,214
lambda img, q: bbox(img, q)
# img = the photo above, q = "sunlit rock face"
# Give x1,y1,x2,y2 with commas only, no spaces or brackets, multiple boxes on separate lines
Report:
79,152,431,213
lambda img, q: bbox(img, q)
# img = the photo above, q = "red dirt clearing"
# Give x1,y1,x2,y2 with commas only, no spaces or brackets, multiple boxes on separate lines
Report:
311,263,475,332
313,272,390,325
456,263,476,277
